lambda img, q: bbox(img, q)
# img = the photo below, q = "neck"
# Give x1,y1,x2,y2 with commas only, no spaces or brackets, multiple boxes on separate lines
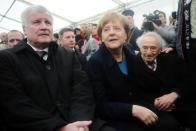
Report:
28,40,49,50
110,47,124,62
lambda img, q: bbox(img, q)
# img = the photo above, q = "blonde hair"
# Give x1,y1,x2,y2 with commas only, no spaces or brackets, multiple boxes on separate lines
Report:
97,11,130,41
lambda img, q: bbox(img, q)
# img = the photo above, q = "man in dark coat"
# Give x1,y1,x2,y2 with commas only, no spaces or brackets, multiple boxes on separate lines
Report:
0,5,94,131
122,9,143,53
58,27,87,70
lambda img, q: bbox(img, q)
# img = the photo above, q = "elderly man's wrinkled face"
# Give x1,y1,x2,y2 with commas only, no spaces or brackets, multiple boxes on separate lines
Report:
23,11,53,49
101,21,127,51
139,36,161,62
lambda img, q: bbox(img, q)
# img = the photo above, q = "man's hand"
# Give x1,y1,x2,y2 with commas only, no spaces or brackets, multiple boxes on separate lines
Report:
152,22,160,30
161,47,174,53
59,121,92,131
132,105,158,125
154,92,178,111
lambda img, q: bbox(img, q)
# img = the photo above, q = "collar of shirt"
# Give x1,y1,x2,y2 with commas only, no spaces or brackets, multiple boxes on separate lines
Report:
144,59,157,71
27,41,49,53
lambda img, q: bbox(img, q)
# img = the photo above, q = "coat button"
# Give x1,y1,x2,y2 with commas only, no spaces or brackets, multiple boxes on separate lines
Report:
46,65,51,70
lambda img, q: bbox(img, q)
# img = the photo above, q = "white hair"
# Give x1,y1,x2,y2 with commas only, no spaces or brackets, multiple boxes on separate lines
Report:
136,32,167,49
21,5,53,26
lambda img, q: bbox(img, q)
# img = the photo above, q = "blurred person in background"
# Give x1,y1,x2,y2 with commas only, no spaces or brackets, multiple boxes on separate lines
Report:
81,23,99,60
153,11,176,53
0,32,7,44
122,9,143,54
53,32,59,42
58,27,87,70
92,23,101,45
142,10,176,53
0,32,8,50
7,30,24,47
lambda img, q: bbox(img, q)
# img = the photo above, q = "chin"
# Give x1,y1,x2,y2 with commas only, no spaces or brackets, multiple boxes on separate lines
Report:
146,59,154,62
39,39,52,43
110,44,121,49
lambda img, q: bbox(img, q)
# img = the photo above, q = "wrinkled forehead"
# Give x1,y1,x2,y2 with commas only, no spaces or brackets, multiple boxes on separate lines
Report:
103,20,123,27
8,32,23,38
142,36,160,47
26,10,53,24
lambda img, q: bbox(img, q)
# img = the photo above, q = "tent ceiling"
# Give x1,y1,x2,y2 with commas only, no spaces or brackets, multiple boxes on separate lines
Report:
0,0,178,33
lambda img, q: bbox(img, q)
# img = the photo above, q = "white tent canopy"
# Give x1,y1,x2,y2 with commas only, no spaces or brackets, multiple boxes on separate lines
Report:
0,0,179,33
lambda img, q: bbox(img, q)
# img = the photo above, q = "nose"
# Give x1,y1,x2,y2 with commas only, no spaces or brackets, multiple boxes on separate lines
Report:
40,21,50,29
12,41,18,45
109,28,115,33
146,48,153,54
107,29,116,36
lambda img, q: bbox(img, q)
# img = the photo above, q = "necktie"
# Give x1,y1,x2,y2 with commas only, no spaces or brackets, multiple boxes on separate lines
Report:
147,61,156,71
37,51,48,60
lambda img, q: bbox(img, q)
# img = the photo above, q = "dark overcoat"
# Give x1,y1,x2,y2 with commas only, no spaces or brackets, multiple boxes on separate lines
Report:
0,39,94,131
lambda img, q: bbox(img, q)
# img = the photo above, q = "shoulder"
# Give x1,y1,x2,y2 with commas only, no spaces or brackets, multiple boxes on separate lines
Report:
158,52,181,64
56,46,75,57
89,44,105,61
88,44,114,68
134,27,143,33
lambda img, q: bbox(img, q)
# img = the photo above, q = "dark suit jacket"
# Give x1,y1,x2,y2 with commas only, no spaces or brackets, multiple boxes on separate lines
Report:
87,44,137,121
74,47,87,70
132,53,184,110
0,39,94,131
127,27,143,51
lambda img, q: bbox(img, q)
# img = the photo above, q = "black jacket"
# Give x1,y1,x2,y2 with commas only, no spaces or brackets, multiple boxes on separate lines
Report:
0,39,94,131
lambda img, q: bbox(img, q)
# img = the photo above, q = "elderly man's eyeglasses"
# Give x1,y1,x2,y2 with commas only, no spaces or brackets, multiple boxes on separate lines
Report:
141,46,158,52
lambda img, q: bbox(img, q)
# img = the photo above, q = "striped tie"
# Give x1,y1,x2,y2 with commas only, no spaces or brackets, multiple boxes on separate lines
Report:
37,51,48,60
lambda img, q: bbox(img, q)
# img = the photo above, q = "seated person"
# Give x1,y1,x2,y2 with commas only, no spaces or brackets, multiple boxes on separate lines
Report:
133,31,183,130
87,12,179,131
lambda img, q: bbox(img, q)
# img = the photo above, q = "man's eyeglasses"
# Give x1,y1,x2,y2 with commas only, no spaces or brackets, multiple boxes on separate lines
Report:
141,46,158,52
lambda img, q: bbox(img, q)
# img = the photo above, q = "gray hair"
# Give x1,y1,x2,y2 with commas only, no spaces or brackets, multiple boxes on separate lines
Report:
21,5,53,26
8,30,24,39
136,32,166,49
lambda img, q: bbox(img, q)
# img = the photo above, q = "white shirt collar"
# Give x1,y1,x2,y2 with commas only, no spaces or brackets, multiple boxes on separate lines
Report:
27,41,48,53
144,59,157,71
